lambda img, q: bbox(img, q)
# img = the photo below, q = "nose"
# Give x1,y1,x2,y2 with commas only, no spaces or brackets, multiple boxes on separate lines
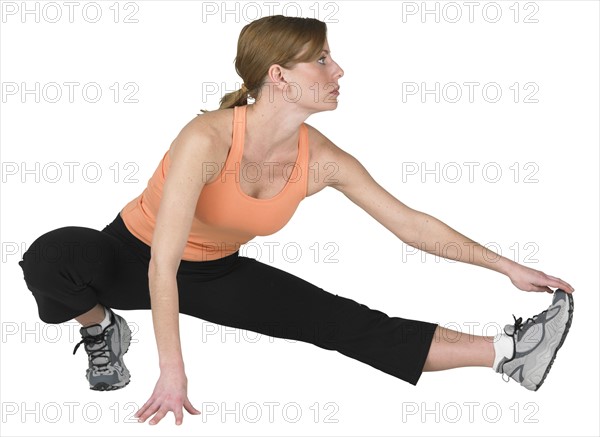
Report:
333,64,344,84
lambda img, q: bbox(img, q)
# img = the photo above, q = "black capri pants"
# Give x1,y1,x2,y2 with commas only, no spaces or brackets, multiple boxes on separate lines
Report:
18,213,438,385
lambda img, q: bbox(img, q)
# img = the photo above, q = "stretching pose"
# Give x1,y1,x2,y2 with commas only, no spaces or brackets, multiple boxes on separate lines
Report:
18,15,574,426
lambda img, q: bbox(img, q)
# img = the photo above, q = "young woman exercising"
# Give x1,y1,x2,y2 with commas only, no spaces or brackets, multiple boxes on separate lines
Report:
18,15,574,426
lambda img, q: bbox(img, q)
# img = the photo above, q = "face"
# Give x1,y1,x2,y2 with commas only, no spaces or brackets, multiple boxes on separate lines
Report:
279,39,344,110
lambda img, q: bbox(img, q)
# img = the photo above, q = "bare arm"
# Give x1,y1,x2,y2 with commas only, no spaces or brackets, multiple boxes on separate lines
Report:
320,139,574,294
135,119,218,425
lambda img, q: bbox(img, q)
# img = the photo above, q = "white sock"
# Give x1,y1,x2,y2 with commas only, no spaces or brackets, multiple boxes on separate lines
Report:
492,333,514,371
98,306,112,330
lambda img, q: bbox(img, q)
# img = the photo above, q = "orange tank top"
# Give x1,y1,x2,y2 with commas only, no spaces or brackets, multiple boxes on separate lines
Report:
120,105,309,261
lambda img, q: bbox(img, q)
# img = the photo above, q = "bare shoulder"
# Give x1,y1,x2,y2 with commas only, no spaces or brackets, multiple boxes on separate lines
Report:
168,109,235,180
305,122,345,158
304,122,364,196
171,109,233,153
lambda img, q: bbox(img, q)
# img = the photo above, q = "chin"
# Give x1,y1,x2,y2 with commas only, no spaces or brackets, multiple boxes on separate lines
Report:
325,99,339,109
303,99,338,115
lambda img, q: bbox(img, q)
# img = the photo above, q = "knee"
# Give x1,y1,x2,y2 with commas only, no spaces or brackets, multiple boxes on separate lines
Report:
19,226,85,286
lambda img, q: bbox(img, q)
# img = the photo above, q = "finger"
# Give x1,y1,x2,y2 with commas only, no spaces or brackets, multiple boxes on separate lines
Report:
138,402,160,423
174,406,184,426
184,398,202,415
557,281,575,293
149,408,168,426
134,399,154,419
543,276,574,293
529,285,552,293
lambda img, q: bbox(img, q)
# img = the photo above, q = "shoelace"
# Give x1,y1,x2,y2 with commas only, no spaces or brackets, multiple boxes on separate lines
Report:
512,307,549,334
500,309,550,383
512,315,526,332
73,331,112,373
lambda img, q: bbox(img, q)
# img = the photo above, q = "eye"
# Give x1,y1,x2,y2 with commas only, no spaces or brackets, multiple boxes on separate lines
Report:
317,56,327,65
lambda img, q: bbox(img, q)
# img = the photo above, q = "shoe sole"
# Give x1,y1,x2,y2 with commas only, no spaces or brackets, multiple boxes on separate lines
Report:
534,291,574,391
90,319,132,391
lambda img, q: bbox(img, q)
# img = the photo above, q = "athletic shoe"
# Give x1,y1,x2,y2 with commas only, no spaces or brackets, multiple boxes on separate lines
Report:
496,289,573,391
73,308,132,391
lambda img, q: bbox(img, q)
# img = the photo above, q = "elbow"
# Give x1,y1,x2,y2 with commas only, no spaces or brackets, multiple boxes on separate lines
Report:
397,211,428,245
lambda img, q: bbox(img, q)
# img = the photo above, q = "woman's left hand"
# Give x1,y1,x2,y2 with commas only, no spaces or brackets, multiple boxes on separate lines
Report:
508,263,574,294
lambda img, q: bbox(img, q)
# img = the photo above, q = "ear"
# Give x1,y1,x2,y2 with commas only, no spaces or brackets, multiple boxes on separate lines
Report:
267,64,292,91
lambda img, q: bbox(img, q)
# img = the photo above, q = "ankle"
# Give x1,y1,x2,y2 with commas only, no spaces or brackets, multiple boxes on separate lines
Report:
97,307,112,330
76,305,111,329
492,333,515,371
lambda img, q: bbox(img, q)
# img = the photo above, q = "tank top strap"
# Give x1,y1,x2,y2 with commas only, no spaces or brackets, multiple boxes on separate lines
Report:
299,122,308,168
293,122,309,198
228,105,247,164
234,105,246,124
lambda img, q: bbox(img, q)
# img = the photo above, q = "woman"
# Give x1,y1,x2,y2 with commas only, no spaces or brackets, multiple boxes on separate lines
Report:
18,15,574,426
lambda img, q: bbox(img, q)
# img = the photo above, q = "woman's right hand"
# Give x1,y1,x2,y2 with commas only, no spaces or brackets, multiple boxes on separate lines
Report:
134,367,201,425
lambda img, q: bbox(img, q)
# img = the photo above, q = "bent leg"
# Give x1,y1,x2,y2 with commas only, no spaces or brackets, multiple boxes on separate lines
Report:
18,217,151,324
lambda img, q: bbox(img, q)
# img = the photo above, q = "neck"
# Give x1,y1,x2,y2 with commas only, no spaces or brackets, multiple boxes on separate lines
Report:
244,101,309,159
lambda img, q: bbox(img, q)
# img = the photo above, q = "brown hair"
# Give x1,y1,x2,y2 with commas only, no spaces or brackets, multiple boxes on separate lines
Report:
199,15,327,113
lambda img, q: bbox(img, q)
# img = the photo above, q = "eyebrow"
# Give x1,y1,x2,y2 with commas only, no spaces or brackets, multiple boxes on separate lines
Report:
321,49,330,54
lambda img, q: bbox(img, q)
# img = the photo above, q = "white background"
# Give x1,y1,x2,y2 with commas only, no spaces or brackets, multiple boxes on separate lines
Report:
1,1,598,436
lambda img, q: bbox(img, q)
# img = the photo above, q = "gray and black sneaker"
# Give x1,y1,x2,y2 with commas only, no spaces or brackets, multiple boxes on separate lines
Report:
496,289,574,391
73,308,132,391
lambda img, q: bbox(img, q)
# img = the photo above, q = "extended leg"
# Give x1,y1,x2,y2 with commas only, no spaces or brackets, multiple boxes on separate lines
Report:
176,254,438,386
423,291,574,392
423,326,494,371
